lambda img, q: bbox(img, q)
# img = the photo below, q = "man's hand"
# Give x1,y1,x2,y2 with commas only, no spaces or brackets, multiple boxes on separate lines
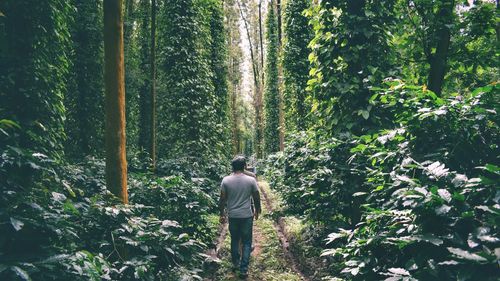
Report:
219,215,227,224
254,211,260,220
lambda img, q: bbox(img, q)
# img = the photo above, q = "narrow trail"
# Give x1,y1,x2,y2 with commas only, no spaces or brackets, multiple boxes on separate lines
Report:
205,181,308,281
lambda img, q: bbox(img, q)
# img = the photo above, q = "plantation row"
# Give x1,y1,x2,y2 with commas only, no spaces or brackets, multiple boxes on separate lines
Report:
263,82,499,280
260,0,499,279
1,0,232,279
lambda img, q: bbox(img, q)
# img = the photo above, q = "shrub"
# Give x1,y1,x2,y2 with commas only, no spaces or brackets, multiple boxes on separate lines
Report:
264,81,499,280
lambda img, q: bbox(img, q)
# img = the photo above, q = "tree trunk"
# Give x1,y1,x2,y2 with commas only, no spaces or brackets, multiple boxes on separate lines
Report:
104,0,128,204
138,0,150,153
428,0,454,95
258,1,264,69
277,0,285,151
150,0,157,171
277,0,282,46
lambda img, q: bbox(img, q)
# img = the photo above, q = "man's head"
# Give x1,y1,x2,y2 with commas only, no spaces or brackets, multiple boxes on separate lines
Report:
231,155,246,172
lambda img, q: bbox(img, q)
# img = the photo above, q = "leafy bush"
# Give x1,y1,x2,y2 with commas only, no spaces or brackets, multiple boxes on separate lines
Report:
263,81,499,280
0,151,217,280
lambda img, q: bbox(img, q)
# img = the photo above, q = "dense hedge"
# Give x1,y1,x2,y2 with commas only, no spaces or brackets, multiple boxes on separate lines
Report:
263,81,499,280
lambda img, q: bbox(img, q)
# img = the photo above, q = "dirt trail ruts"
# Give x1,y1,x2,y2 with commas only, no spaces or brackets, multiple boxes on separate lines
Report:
258,181,310,281
205,180,308,281
206,222,228,261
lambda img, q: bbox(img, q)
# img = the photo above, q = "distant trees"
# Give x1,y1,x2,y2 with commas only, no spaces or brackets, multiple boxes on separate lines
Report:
138,0,152,157
103,0,128,203
66,0,104,157
238,0,265,158
137,0,157,169
225,0,244,155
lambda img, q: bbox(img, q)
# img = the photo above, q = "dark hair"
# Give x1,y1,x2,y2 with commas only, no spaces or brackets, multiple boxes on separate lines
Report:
231,155,246,171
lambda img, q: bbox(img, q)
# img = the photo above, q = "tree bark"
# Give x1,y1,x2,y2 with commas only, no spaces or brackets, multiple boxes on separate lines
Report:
104,0,128,203
150,0,157,171
427,0,454,95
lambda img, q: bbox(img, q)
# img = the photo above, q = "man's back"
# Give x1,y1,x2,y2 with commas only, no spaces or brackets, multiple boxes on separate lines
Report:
221,173,258,218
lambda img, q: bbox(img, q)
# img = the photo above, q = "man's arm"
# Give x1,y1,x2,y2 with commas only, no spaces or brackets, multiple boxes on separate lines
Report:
219,189,227,223
252,184,262,220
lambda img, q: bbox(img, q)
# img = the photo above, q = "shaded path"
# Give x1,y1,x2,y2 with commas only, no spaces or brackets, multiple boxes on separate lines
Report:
205,181,307,281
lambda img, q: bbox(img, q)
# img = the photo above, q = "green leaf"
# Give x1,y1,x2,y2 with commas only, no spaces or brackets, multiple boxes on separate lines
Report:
388,267,410,276
11,266,31,281
447,247,488,262
10,217,24,231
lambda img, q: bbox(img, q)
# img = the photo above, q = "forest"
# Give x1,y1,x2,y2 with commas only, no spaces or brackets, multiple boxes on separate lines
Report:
0,0,498,280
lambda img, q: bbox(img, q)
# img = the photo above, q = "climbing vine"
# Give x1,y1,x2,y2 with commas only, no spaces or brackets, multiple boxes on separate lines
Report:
264,2,280,154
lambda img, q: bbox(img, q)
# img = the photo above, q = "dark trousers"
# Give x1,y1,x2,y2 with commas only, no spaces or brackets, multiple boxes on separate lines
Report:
228,217,253,273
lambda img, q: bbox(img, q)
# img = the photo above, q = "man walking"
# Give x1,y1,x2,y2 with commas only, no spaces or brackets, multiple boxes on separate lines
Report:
219,156,261,278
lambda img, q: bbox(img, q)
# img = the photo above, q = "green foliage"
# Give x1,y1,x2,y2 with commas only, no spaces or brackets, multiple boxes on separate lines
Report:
306,0,397,134
205,0,231,159
264,82,500,280
0,0,73,160
65,0,104,157
264,3,281,154
392,0,499,94
124,0,143,154
282,0,313,132
0,153,217,280
158,0,229,162
137,0,153,153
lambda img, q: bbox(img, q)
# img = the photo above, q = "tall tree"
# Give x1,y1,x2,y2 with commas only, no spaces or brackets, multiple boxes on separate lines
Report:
426,0,455,95
124,0,140,152
158,0,216,159
138,0,151,155
103,0,128,203
282,0,312,131
207,0,231,159
396,0,498,94
276,0,285,151
264,1,280,154
150,0,157,169
66,0,104,157
308,0,396,134
0,0,73,160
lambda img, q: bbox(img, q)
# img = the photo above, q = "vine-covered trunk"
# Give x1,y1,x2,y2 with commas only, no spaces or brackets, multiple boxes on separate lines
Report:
138,0,151,154
104,0,128,203
150,0,157,171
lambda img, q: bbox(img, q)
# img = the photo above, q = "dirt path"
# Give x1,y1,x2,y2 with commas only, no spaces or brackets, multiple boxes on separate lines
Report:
205,181,307,281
